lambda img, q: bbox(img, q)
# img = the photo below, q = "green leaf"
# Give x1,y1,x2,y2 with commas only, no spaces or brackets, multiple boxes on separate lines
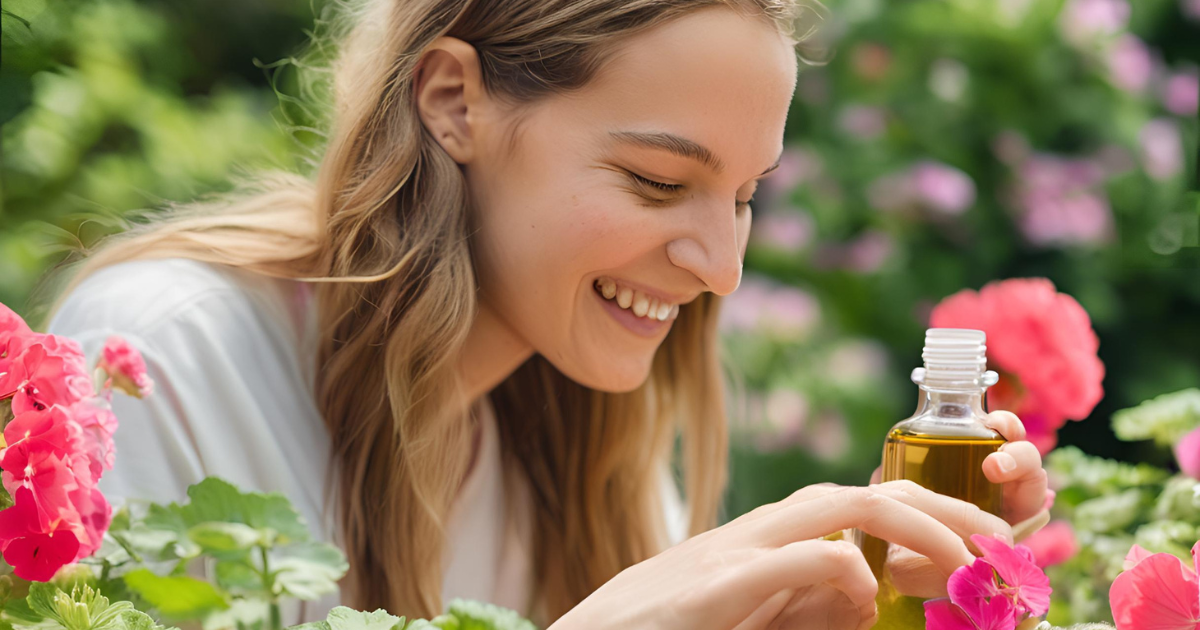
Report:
443,600,537,630
1073,489,1151,534
22,583,139,630
271,542,348,600
1045,447,1169,499
325,608,404,630
1112,388,1200,447
122,569,228,619
177,478,310,545
188,522,263,553
214,560,262,592
201,599,270,630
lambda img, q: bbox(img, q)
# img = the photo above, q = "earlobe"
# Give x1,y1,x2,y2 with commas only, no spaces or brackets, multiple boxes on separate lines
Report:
414,37,485,164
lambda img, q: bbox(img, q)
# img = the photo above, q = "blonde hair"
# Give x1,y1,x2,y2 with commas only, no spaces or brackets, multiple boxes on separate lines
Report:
47,0,818,620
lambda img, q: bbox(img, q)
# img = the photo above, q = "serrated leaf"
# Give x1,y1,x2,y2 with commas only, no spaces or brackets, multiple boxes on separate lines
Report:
325,608,404,630
177,479,310,545
122,569,228,619
188,522,262,553
271,543,348,600
444,600,536,630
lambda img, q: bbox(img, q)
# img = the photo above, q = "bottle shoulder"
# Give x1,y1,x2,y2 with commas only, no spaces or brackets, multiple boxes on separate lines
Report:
888,414,1004,442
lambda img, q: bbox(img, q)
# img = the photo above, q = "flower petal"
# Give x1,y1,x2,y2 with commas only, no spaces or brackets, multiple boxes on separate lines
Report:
1110,551,1200,630
925,598,978,630
1125,544,1157,571
1174,426,1200,481
971,534,1052,617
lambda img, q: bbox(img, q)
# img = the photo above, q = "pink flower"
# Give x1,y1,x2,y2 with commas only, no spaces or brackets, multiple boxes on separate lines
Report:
1058,0,1130,44
1109,542,1200,630
930,278,1105,453
750,210,814,252
1176,426,1200,480
911,161,977,215
0,487,81,582
1106,34,1154,93
1139,118,1184,181
0,334,92,414
1162,70,1199,116
838,105,888,140
0,304,33,386
1021,520,1080,568
67,398,119,480
1009,153,1114,247
925,534,1052,630
97,336,153,398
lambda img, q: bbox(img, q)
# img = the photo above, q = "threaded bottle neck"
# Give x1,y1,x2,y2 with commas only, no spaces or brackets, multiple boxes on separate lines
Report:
912,328,999,391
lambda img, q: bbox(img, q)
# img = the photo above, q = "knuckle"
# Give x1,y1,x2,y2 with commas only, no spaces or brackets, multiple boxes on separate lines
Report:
883,479,922,498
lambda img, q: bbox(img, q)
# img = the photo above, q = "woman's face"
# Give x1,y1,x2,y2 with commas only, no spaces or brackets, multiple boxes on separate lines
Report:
453,7,797,392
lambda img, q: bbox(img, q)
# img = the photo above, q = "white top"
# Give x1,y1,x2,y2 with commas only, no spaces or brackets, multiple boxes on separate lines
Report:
47,258,688,623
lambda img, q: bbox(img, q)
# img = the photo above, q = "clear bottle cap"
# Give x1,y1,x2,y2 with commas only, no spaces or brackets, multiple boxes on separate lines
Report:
911,328,999,389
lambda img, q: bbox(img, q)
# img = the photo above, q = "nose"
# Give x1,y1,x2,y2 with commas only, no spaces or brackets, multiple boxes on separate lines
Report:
665,201,745,297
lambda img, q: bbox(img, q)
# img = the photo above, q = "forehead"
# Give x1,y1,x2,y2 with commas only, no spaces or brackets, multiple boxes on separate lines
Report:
552,6,798,175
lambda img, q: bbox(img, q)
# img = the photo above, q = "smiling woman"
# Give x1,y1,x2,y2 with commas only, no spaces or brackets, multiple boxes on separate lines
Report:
39,0,1051,629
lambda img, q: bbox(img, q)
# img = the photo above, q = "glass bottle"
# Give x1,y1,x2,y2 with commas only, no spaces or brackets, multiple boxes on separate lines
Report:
860,328,1005,627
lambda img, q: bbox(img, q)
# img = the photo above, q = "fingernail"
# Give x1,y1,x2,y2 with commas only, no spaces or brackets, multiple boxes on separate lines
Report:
997,453,1017,473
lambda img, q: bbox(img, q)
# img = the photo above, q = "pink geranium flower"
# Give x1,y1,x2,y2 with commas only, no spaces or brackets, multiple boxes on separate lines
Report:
930,278,1105,453
1109,542,1200,630
1021,520,1081,568
0,334,93,414
926,534,1052,630
97,336,153,398
0,304,33,382
0,487,81,582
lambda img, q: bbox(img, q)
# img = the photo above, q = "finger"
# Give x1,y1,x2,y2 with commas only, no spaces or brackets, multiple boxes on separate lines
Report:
983,410,1026,442
731,589,794,630
982,441,1048,524
869,466,882,485
867,481,1014,547
756,486,976,576
886,545,951,599
1011,509,1051,543
740,540,879,630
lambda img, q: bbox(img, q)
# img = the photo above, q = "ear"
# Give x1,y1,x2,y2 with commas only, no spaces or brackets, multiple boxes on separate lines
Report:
414,37,487,165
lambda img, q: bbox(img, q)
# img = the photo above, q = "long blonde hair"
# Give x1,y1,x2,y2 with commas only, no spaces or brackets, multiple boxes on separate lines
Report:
47,0,816,620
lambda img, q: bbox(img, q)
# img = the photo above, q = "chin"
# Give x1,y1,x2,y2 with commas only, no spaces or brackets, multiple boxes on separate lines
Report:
554,353,655,394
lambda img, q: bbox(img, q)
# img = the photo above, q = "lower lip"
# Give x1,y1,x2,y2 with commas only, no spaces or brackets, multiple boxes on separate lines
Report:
593,286,672,338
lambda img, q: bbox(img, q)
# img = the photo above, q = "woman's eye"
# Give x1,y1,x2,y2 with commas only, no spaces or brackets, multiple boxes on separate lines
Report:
629,171,683,193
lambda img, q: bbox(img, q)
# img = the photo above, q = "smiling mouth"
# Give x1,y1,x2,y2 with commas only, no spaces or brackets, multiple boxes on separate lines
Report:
592,276,680,322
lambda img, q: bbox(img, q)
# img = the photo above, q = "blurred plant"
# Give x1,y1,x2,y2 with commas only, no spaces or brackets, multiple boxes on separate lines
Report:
1037,388,1200,625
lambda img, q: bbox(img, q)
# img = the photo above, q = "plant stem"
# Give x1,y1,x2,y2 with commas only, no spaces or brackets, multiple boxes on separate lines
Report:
260,544,282,630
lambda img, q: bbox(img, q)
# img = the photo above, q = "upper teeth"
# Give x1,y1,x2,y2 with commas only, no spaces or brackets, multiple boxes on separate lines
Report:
595,278,679,322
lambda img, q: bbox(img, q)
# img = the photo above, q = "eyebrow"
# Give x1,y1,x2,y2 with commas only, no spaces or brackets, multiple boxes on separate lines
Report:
609,130,783,177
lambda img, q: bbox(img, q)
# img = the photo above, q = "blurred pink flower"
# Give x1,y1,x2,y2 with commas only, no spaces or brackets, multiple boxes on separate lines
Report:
869,161,977,217
1176,426,1200,480
925,534,1051,630
750,210,814,252
763,388,809,445
912,161,977,215
827,340,888,386
1058,0,1129,44
98,336,153,398
931,278,1105,453
845,230,895,273
1010,154,1114,247
1139,118,1184,180
1022,521,1080,568
1162,69,1199,115
838,104,887,140
992,131,1032,166
808,410,849,461
721,275,820,339
762,147,823,197
1185,0,1200,21
1109,542,1200,630
1106,34,1154,93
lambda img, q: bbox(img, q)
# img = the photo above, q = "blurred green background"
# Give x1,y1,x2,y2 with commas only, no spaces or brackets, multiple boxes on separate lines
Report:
1,0,1198,522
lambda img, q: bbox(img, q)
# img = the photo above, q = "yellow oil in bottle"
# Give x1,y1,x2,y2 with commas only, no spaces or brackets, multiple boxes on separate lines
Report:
859,328,1006,628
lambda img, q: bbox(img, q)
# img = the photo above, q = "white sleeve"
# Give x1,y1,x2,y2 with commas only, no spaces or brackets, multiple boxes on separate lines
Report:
47,259,340,621
48,262,327,515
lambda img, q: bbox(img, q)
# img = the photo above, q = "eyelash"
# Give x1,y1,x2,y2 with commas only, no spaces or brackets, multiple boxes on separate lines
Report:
627,171,755,209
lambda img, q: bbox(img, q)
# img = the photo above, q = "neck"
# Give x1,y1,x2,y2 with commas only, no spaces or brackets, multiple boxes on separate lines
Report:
457,300,534,403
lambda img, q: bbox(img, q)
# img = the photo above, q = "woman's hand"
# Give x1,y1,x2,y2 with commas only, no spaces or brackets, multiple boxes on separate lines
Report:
549,481,1014,630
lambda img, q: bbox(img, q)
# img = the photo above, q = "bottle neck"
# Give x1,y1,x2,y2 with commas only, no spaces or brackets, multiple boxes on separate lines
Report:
913,384,988,421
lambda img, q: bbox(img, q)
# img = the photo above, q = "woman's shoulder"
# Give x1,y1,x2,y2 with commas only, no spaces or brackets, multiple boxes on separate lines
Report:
50,257,313,344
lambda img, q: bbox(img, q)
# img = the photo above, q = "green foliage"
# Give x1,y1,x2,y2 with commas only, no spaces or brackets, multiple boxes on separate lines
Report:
13,584,170,630
291,602,538,630
1112,388,1200,447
